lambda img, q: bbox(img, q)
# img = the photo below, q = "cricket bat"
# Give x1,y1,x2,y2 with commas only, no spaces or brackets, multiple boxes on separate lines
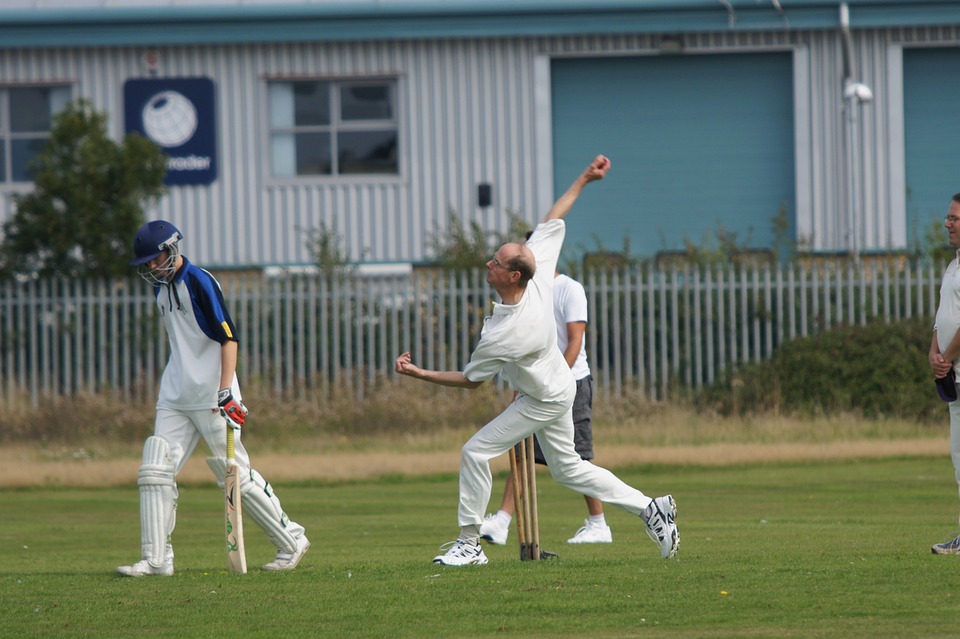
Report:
224,426,247,573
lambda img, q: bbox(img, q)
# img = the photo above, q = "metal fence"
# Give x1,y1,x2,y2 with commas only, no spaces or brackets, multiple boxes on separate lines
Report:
0,261,943,406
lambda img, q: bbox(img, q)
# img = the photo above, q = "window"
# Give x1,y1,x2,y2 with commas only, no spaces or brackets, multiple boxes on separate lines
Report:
0,85,72,183
268,79,398,178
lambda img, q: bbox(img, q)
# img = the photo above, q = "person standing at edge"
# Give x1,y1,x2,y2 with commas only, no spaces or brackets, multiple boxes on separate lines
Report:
117,220,310,576
930,193,960,554
395,155,678,565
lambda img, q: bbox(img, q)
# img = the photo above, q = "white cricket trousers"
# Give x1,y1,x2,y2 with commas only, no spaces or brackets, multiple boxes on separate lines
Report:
153,407,306,540
155,407,253,473
948,400,960,525
457,390,654,528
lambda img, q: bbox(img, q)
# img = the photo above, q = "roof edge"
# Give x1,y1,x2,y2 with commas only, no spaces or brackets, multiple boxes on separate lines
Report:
0,0,957,48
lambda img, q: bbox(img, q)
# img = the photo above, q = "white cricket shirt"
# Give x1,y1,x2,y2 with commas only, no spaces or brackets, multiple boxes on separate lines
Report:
463,219,576,402
153,257,241,410
936,251,960,374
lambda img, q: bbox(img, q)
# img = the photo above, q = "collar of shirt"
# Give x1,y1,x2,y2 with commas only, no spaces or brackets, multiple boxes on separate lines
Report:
491,294,526,316
170,256,190,284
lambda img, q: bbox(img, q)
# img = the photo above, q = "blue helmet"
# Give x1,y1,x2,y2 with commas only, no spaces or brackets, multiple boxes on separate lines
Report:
131,220,183,284
130,220,183,266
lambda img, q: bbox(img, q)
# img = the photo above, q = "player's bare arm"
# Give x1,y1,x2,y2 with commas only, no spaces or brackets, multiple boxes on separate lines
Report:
563,321,586,369
217,339,247,428
544,155,611,222
394,351,483,389
220,339,239,391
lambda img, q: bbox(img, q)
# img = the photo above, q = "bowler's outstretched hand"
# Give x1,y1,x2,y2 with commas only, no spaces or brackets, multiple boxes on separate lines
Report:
544,154,612,223
395,351,422,378
584,155,611,183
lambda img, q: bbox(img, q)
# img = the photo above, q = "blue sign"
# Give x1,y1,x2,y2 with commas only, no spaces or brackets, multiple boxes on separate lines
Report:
124,77,217,186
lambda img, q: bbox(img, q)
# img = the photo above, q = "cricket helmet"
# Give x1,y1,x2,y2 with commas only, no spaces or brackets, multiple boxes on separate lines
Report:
131,220,183,284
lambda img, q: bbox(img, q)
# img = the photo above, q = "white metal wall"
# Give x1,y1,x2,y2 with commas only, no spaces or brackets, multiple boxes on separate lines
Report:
1,26,960,267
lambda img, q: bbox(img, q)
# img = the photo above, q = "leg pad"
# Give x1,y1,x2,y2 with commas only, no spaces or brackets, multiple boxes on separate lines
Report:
138,436,177,568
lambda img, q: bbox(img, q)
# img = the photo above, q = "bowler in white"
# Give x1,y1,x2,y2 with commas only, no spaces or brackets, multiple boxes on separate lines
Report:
395,155,679,566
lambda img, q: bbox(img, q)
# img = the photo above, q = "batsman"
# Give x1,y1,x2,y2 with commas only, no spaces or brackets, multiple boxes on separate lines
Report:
395,155,679,566
117,220,309,577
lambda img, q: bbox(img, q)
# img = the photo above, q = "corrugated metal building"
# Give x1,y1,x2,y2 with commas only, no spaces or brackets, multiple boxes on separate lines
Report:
1,0,959,268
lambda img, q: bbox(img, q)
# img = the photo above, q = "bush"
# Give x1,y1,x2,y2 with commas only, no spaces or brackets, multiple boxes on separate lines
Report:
698,316,946,422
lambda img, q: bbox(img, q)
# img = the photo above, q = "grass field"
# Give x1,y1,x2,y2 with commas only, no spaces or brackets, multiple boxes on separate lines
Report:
4,458,960,638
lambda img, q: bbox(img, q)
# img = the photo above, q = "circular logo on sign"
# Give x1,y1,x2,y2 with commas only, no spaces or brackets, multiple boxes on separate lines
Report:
142,91,198,148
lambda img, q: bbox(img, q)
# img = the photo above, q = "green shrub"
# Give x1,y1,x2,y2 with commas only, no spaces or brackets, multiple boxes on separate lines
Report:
699,316,946,422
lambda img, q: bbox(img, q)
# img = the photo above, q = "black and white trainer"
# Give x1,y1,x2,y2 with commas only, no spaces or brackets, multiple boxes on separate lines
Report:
932,534,960,555
643,495,679,558
432,539,489,566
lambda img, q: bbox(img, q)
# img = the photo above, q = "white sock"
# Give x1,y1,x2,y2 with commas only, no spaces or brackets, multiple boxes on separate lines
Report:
588,514,606,527
497,510,512,523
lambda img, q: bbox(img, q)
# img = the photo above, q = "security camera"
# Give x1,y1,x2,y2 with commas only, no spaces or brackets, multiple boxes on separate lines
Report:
844,82,873,103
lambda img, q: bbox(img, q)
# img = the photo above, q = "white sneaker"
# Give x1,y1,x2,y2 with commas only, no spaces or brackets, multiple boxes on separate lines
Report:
116,558,174,577
932,534,960,555
567,520,613,544
479,513,509,545
433,540,489,566
262,535,310,571
643,495,679,558
117,545,174,577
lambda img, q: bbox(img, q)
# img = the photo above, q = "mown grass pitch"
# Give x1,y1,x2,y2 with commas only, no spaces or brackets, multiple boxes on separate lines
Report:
3,458,960,638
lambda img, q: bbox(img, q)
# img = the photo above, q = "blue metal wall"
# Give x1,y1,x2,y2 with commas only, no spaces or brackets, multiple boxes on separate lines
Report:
551,53,795,260
903,46,960,245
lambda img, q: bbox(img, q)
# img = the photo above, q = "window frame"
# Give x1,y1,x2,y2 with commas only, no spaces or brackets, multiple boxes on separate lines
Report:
0,83,73,186
263,75,403,184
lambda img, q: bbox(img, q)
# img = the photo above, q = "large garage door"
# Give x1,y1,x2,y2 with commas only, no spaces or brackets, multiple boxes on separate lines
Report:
903,47,960,244
551,53,794,262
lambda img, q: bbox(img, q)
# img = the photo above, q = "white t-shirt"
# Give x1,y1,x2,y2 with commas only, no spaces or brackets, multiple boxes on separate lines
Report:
553,273,591,381
936,251,960,375
463,219,576,403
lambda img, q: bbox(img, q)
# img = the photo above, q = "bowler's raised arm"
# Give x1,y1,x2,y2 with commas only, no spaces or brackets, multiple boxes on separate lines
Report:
543,155,611,223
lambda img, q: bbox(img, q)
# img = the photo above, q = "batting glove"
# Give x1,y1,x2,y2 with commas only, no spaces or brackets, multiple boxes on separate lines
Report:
217,388,248,429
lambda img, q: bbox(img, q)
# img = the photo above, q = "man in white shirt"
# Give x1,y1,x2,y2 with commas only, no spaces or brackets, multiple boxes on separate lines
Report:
930,193,960,554
395,155,678,566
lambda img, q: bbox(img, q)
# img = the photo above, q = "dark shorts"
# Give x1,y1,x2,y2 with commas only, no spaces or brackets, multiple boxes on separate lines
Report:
531,375,594,465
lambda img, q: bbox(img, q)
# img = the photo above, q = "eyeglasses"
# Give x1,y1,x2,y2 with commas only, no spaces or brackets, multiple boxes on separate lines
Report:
491,257,510,270
947,216,960,225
